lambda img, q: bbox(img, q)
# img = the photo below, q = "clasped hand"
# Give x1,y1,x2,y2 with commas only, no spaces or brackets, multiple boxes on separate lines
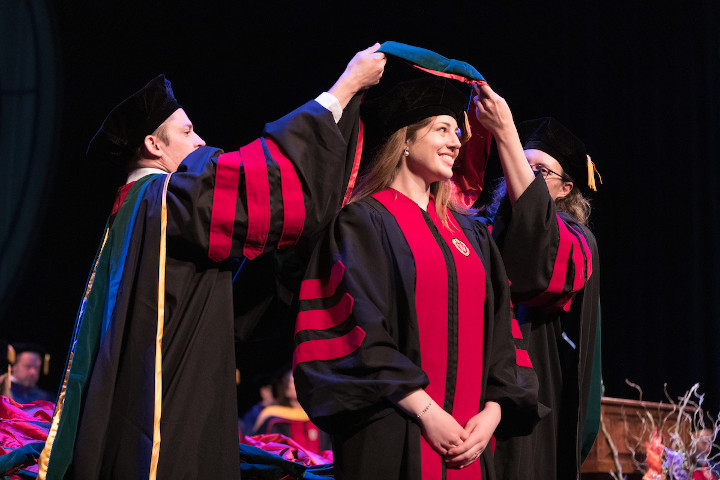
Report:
419,401,501,469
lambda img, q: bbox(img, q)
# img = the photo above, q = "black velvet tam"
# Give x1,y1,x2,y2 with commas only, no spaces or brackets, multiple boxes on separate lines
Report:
11,342,47,358
86,75,181,166
361,76,469,140
518,117,589,190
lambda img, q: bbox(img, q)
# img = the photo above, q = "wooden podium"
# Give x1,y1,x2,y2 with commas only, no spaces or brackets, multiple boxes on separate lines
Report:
581,397,694,479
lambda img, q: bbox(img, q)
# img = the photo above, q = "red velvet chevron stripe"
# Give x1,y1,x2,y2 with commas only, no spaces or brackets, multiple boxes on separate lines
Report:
299,261,345,301
524,214,590,311
576,227,593,279
294,260,366,367
264,138,305,249
295,293,353,333
241,139,271,260
209,151,242,262
510,303,533,368
546,215,576,295
293,327,366,368
515,348,533,369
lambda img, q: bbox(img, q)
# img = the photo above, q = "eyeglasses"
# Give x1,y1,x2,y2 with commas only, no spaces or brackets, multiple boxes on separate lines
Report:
529,164,564,180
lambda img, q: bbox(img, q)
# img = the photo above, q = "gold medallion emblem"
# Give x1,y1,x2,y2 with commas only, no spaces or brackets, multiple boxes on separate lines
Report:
452,238,470,257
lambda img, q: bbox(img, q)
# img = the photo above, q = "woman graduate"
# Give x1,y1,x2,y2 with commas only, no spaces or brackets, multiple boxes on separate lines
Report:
293,75,539,479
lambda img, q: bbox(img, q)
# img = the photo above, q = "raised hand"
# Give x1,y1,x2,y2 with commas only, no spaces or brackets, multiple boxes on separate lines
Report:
472,83,516,137
473,84,533,203
329,43,386,108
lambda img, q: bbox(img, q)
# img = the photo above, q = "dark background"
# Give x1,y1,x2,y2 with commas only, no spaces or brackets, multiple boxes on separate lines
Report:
2,1,719,417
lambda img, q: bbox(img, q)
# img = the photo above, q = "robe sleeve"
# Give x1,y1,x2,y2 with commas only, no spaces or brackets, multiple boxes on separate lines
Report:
493,175,595,312
162,98,361,262
292,202,429,434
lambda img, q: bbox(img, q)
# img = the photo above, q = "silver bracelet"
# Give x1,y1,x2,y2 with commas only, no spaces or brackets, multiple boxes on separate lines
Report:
416,400,434,419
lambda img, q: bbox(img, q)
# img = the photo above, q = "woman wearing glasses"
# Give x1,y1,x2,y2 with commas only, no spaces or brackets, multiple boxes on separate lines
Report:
472,84,602,480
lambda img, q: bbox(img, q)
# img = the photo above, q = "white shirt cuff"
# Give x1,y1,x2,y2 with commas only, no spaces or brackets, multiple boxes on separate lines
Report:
315,92,343,123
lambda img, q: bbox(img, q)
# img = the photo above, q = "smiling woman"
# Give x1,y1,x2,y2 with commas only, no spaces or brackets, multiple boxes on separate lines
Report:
349,77,472,225
407,116,462,179
293,76,540,480
397,115,463,205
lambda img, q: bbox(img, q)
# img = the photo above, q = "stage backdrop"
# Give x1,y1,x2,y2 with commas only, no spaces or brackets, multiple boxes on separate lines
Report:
1,0,719,415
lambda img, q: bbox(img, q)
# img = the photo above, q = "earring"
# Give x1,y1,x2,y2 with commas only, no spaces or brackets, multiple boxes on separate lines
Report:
403,148,409,157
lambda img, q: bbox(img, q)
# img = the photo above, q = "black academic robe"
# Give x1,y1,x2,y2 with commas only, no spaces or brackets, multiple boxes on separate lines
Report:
491,176,602,480
39,98,362,480
294,189,539,480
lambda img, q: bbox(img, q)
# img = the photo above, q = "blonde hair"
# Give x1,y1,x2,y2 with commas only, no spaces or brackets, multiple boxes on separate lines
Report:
555,185,591,225
351,116,470,230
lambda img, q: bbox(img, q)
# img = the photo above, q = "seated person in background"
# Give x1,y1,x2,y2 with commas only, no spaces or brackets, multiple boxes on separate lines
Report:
253,370,328,452
0,343,54,404
239,383,275,437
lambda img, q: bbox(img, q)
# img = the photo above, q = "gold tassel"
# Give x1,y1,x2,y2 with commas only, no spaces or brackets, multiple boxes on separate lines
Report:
7,344,15,365
462,111,472,143
235,369,241,385
586,154,603,191
43,353,50,376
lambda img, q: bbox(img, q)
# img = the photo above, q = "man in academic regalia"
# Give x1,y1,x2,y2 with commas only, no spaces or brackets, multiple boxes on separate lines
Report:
1,343,54,404
37,44,385,480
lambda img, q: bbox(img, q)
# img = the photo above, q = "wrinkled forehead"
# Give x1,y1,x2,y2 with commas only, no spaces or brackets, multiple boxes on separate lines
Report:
524,148,563,172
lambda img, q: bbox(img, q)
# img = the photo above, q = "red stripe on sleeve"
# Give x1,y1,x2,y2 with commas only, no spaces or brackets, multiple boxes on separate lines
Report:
209,152,242,262
293,326,366,368
510,318,523,339
341,116,364,207
241,139,271,260
299,261,345,301
568,232,585,293
545,215,575,294
576,227,593,279
295,293,353,334
264,138,305,249
515,347,533,368
553,223,593,312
